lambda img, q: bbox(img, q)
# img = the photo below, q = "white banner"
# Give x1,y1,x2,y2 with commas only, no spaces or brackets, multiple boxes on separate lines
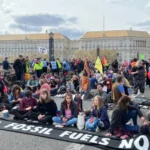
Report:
38,47,48,54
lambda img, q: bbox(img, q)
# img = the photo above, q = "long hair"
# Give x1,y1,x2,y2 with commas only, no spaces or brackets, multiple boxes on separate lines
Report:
93,95,104,110
39,89,51,103
117,96,131,110
12,85,21,97
63,92,73,109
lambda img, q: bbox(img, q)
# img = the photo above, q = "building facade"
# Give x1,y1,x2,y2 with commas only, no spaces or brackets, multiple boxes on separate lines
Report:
0,30,150,63
79,30,150,63
0,33,70,62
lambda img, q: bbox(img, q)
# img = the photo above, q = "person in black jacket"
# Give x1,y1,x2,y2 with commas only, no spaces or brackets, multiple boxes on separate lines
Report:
53,92,78,127
106,96,145,138
28,89,57,124
0,88,11,111
13,55,24,82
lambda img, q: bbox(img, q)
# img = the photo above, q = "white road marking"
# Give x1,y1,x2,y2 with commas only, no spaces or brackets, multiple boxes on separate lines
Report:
65,143,84,150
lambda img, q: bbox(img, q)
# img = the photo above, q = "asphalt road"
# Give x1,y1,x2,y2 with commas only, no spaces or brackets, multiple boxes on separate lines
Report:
0,88,150,150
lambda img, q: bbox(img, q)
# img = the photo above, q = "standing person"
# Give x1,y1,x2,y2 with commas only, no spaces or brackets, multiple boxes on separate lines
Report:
13,55,24,82
56,58,62,74
85,96,110,132
2,57,11,76
80,70,89,99
53,92,78,127
25,56,30,73
112,59,118,73
50,59,58,75
42,58,48,73
28,89,57,124
131,60,145,97
33,58,43,78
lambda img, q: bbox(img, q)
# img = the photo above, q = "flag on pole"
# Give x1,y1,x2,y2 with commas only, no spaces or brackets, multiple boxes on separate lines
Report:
38,47,48,54
102,56,108,67
84,57,90,77
95,57,103,74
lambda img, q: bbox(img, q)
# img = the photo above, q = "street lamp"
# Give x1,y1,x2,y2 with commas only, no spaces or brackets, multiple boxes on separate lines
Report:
96,45,100,58
49,31,54,62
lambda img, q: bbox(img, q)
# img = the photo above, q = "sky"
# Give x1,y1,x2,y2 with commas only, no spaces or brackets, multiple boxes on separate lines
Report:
0,0,150,39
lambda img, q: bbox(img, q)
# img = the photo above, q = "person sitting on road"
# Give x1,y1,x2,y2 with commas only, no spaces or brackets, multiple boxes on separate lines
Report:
97,83,108,107
28,89,57,124
26,75,38,92
49,77,58,96
11,90,37,120
66,77,75,94
105,96,145,139
0,88,11,111
111,75,126,103
85,95,110,132
9,85,25,107
52,92,78,127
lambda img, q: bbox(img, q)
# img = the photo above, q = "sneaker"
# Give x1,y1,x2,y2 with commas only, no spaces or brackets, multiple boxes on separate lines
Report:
96,127,100,132
27,119,33,123
55,124,64,128
126,122,132,126
142,95,145,98
32,120,39,123
81,95,85,100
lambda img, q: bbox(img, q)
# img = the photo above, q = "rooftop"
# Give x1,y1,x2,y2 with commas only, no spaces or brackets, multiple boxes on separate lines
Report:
81,30,150,39
0,33,70,41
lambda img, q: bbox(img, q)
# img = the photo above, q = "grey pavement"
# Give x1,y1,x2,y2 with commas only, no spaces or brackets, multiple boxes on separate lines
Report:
0,88,150,150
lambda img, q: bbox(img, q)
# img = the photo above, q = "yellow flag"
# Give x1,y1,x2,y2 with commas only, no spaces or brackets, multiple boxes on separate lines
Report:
95,57,103,74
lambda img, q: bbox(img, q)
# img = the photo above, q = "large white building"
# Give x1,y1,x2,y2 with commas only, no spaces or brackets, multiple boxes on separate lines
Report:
79,30,150,62
0,30,150,62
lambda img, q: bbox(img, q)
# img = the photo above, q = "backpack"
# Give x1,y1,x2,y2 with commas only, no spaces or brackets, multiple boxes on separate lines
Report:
85,117,99,131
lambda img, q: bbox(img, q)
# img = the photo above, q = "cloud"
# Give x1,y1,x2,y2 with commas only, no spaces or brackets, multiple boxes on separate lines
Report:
146,1,150,8
11,13,78,27
10,23,42,32
135,19,150,27
9,13,82,38
106,0,139,4
49,26,84,39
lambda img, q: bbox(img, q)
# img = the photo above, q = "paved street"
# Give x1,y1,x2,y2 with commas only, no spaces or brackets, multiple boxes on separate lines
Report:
0,88,150,150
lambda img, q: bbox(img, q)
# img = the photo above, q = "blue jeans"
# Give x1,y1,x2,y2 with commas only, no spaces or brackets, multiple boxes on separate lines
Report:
124,110,139,133
85,118,104,132
52,116,77,126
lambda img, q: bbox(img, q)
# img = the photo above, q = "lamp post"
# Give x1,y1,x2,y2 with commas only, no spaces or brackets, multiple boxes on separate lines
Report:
96,45,100,58
49,31,54,62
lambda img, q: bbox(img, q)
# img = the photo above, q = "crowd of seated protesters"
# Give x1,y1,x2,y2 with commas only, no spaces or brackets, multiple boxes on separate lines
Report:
1,59,150,140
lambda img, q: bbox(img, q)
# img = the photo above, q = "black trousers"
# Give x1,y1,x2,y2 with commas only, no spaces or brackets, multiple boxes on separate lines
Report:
36,70,42,78
11,109,28,119
27,111,53,124
43,67,47,73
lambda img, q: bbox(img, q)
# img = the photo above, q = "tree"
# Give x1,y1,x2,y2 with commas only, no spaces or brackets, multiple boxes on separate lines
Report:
74,49,117,62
